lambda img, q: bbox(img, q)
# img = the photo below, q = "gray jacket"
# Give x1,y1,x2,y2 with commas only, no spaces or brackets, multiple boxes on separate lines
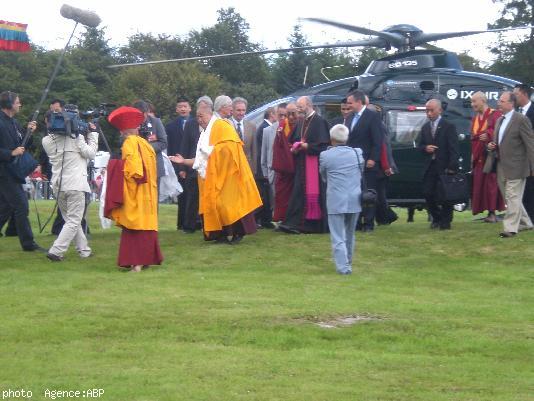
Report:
261,121,278,184
319,145,363,214
146,115,168,178
42,131,98,194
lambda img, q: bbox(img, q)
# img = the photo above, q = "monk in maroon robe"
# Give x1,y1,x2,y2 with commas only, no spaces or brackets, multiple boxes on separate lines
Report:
470,91,505,222
272,103,298,222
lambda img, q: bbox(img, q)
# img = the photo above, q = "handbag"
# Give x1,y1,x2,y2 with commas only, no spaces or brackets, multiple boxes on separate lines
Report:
437,173,469,204
7,152,39,184
353,148,377,206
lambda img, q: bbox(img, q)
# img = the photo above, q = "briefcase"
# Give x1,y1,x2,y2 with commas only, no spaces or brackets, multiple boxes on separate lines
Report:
437,173,469,204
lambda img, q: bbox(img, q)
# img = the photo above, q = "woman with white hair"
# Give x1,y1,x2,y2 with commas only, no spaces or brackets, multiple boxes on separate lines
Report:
319,124,364,275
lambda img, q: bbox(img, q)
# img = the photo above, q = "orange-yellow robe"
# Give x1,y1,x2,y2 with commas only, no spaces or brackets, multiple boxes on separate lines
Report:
200,119,262,234
111,135,158,231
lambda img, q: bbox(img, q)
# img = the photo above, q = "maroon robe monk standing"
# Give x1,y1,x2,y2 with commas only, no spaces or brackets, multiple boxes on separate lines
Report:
471,107,505,218
272,118,295,222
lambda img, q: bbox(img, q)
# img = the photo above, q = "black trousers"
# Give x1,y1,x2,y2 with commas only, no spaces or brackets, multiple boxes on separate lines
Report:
422,162,453,227
0,175,36,250
176,175,187,229
522,176,534,222
182,175,200,232
254,178,272,226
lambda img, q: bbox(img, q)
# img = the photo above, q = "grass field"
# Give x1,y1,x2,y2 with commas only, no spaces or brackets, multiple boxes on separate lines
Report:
0,201,533,401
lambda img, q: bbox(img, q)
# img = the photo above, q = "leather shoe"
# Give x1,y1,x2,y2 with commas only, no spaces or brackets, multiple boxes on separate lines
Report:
24,245,47,253
278,224,300,234
46,252,64,262
499,231,516,238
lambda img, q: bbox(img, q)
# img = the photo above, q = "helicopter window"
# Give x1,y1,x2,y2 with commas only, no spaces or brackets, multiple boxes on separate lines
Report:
386,110,427,146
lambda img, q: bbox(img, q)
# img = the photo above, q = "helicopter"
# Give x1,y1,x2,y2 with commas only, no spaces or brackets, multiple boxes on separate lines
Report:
109,18,534,209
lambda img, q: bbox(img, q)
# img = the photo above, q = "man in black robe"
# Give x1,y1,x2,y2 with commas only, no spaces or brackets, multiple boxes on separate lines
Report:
278,96,330,234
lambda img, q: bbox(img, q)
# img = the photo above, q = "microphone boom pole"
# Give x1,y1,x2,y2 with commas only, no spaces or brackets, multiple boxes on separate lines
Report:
22,4,101,147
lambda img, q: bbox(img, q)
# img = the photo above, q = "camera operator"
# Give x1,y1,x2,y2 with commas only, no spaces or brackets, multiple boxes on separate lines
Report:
0,91,45,252
42,107,98,261
133,100,168,186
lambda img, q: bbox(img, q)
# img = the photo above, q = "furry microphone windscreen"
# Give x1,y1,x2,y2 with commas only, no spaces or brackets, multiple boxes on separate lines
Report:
60,4,101,28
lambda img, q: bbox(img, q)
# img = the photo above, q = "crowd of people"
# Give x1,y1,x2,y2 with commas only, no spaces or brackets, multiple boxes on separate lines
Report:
0,84,533,274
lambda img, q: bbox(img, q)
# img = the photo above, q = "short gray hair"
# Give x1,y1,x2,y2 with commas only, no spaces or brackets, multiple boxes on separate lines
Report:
196,95,213,110
232,97,248,108
330,124,349,143
214,95,232,112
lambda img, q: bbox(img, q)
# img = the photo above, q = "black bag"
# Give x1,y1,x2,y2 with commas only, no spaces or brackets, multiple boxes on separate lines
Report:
353,148,377,206
7,152,39,184
438,173,469,204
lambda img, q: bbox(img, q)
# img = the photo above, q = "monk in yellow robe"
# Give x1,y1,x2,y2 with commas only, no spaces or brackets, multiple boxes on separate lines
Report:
107,106,163,271
171,97,262,244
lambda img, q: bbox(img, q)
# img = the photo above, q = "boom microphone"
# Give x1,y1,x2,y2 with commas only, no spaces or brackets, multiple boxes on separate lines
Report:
60,4,101,28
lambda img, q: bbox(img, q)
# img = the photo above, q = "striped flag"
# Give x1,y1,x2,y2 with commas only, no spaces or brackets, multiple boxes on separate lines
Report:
0,20,31,52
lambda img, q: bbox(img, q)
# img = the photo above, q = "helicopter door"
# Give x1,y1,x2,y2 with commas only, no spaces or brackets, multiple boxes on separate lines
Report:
385,109,428,204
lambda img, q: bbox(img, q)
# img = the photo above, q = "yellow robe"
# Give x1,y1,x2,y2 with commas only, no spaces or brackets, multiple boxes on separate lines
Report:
111,135,158,231
200,119,262,233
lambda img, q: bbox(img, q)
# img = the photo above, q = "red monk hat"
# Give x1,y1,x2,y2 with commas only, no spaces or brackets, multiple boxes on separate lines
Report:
108,106,144,131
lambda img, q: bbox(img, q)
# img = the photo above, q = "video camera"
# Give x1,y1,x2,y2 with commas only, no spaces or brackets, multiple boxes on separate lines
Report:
47,103,116,138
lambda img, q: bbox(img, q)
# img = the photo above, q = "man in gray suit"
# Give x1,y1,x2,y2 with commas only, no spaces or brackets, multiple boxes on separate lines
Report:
485,91,534,238
320,124,363,274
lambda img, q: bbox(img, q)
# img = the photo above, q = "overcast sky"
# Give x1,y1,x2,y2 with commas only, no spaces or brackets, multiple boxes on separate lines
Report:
5,0,528,66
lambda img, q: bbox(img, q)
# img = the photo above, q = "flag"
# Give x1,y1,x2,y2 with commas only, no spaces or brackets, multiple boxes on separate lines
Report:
0,20,31,52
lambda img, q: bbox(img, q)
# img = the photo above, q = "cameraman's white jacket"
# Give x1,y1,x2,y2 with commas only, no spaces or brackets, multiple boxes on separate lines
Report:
42,132,99,194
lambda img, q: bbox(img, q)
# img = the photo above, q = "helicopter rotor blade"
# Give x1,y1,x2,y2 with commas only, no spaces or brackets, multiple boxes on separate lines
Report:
108,39,385,68
303,17,406,47
414,25,534,46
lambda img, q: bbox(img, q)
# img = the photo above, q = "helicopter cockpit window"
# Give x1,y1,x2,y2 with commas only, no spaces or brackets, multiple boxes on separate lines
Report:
386,110,427,146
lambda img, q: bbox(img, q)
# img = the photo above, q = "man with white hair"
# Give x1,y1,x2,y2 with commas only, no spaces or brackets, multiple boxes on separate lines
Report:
214,95,233,119
320,124,363,274
279,96,330,234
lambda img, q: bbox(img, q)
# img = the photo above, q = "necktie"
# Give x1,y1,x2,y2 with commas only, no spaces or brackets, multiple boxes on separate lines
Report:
350,113,360,131
519,107,524,114
237,122,243,140
498,115,506,144
431,120,437,138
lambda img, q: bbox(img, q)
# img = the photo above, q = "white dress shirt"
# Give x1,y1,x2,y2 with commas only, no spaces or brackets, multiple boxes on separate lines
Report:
498,110,514,144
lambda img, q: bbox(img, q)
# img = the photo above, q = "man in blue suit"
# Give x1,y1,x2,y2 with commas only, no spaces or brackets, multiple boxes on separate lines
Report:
320,124,364,275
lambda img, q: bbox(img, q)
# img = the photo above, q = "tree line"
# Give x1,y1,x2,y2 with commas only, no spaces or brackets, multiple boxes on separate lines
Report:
0,1,532,152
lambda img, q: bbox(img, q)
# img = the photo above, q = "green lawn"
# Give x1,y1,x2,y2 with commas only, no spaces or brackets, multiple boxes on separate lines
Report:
1,202,533,401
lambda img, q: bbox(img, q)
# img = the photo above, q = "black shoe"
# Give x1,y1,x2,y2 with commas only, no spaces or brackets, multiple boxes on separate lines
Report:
230,235,243,245
499,231,516,238
362,226,374,233
46,252,63,262
24,245,47,253
278,224,300,234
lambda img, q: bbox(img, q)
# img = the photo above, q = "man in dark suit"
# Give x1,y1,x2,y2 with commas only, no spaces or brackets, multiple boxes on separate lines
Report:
0,91,44,252
513,84,534,222
345,90,383,231
165,96,193,230
418,99,459,230
328,98,351,127
485,91,534,237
